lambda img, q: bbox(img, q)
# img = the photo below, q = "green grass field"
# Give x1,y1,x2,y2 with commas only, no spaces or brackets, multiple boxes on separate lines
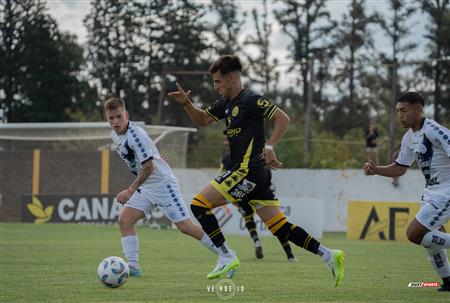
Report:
0,223,448,303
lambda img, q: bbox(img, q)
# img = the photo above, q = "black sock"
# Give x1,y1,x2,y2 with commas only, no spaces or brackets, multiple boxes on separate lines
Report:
244,216,259,242
190,204,225,248
274,222,320,254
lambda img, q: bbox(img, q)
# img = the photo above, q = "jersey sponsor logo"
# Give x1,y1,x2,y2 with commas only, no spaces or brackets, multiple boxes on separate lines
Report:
226,128,241,137
229,179,256,200
240,179,256,193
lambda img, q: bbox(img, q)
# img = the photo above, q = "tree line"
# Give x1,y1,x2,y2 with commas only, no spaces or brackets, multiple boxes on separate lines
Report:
1,0,449,167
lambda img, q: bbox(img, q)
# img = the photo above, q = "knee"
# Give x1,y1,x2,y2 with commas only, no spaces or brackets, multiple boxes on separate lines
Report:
406,227,423,245
177,221,194,235
118,214,133,229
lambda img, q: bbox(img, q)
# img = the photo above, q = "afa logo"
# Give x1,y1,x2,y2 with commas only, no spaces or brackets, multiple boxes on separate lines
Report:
26,196,54,224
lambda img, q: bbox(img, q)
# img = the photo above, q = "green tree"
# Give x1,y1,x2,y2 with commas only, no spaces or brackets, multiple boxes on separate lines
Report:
207,0,245,55
146,0,210,126
421,0,450,123
274,0,335,166
243,0,280,95
0,0,96,122
84,0,143,118
328,0,378,134
379,0,417,158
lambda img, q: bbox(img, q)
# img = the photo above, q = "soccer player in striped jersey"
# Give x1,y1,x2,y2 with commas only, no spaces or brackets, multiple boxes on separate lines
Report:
105,97,220,277
364,92,450,292
168,55,344,286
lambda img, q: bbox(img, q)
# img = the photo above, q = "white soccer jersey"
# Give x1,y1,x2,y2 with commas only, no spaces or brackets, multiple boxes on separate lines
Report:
395,118,450,191
111,121,176,188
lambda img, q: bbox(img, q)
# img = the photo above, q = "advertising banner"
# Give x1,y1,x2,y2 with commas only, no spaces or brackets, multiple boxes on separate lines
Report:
347,200,450,241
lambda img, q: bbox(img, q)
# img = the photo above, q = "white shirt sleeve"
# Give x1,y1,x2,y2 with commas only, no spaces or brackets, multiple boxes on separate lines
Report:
425,122,450,158
395,132,415,167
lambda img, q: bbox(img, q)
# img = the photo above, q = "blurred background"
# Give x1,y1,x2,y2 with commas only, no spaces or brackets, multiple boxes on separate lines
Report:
1,0,449,168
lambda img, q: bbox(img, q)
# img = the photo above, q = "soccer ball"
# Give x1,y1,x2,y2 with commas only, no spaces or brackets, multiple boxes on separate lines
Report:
97,256,129,288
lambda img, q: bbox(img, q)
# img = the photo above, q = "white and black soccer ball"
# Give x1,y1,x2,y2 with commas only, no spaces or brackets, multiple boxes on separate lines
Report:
97,256,129,288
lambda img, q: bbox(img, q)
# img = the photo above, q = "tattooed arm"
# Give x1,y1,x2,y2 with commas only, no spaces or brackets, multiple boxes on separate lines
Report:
116,160,154,204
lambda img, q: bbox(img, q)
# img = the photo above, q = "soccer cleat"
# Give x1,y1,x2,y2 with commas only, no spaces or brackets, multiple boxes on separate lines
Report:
255,245,264,259
327,250,344,287
437,284,450,292
207,255,240,279
129,266,142,277
287,256,298,262
226,268,237,278
286,250,297,262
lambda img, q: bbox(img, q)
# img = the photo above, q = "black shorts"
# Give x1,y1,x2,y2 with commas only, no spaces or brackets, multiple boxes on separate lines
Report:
211,165,280,208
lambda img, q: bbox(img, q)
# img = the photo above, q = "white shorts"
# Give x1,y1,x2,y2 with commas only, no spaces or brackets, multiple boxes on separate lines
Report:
124,179,191,223
416,189,450,230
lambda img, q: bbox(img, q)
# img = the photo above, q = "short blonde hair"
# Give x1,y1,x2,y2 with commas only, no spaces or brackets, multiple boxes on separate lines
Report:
104,97,125,112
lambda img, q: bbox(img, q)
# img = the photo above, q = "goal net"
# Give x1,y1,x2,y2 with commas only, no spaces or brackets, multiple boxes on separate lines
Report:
0,122,196,168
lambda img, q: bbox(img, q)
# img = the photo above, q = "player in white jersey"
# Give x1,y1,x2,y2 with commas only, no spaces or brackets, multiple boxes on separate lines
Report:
364,92,450,292
104,97,220,277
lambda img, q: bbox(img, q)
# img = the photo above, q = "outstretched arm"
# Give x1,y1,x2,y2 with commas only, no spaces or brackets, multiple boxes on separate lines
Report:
168,82,214,127
363,160,408,177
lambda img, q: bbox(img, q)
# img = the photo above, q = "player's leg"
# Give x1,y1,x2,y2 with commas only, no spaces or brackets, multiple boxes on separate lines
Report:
408,195,450,291
276,235,296,262
191,183,239,279
118,206,145,277
256,205,344,287
149,180,221,256
173,219,220,256
237,201,263,259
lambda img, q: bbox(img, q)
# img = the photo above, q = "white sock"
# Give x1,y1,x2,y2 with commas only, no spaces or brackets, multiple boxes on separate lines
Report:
425,247,450,278
421,230,450,249
121,235,139,269
318,244,332,263
200,233,219,255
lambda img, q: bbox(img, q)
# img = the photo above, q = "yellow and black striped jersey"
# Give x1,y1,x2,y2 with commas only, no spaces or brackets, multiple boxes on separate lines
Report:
205,88,279,169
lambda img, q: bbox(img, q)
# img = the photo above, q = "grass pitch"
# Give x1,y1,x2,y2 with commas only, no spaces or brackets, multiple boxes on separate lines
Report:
0,223,448,303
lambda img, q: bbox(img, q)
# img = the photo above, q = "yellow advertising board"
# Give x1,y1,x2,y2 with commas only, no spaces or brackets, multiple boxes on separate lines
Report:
347,200,450,241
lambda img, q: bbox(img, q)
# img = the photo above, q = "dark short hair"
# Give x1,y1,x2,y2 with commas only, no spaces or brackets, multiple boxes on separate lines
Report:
104,97,125,112
209,55,242,75
397,92,425,106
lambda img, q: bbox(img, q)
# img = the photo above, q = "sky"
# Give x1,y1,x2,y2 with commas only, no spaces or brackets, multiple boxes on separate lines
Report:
46,0,426,53
45,0,428,91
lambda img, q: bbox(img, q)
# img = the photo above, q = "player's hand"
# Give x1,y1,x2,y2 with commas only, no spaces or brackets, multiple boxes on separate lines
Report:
167,82,192,105
116,188,133,204
264,149,283,170
363,160,377,175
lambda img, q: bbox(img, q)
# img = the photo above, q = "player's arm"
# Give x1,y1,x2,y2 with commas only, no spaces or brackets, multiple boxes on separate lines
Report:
363,160,408,177
117,159,154,204
266,108,290,148
168,82,214,127
184,101,215,127
265,108,290,169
